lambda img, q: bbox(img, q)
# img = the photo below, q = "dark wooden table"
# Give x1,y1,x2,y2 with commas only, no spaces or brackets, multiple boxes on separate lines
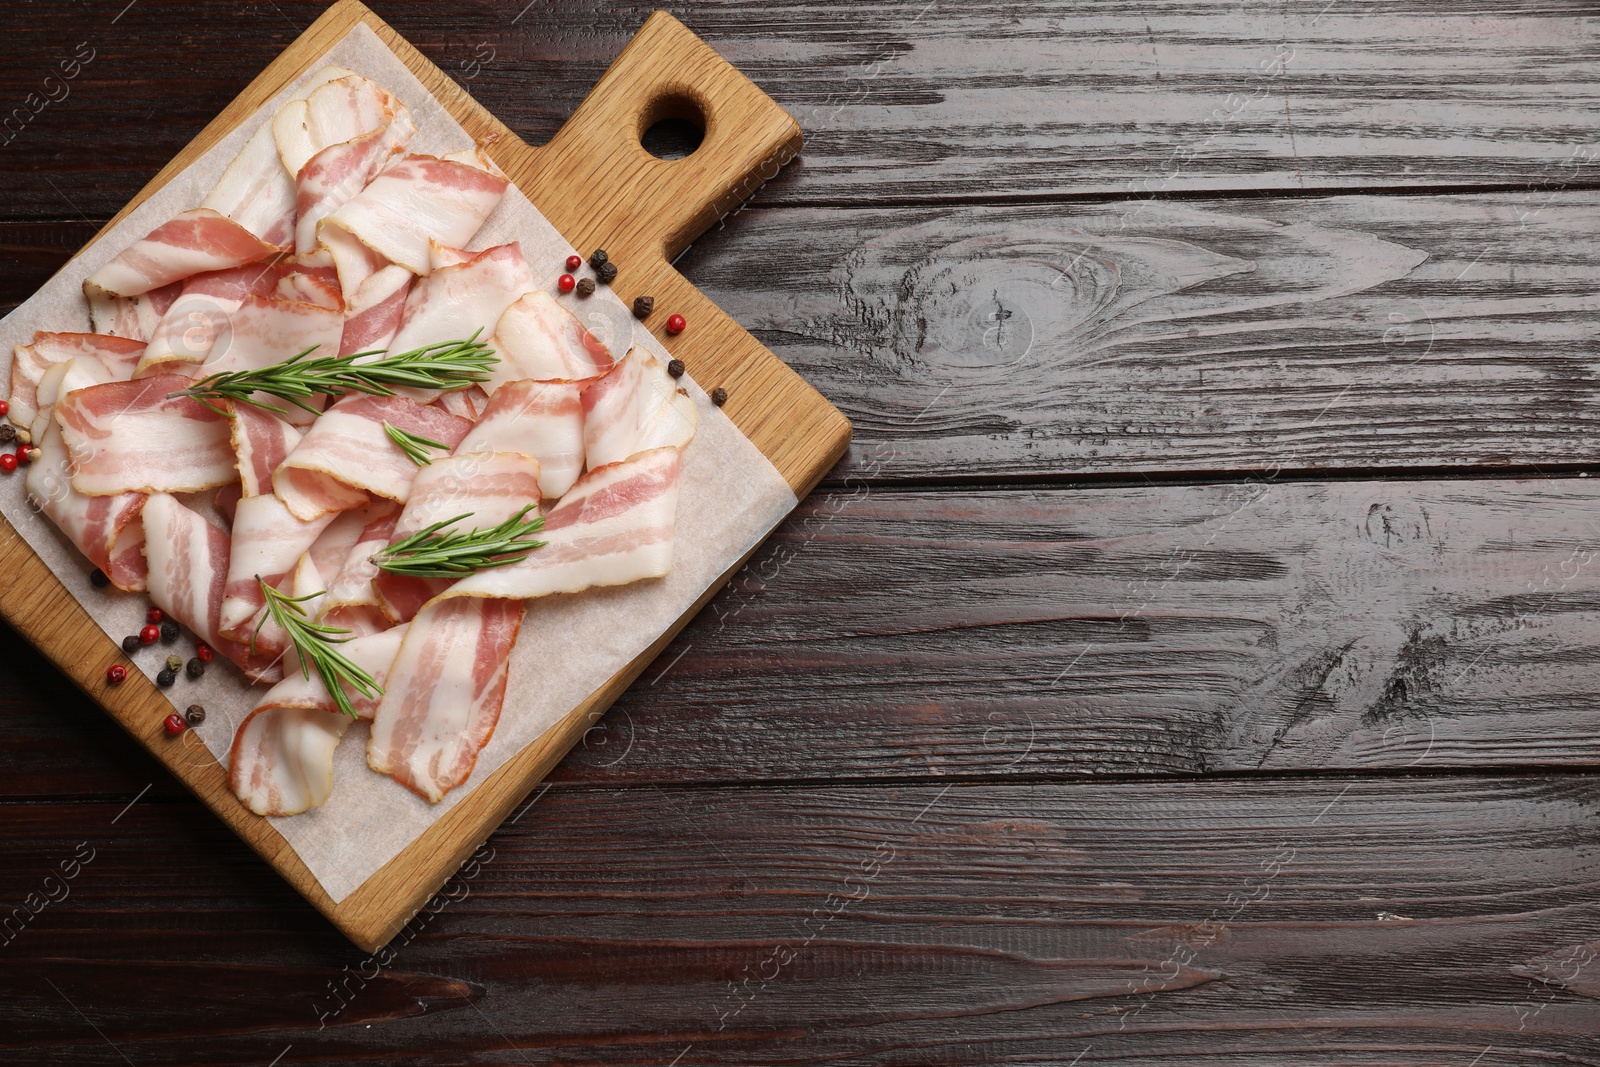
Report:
6,1,1600,1063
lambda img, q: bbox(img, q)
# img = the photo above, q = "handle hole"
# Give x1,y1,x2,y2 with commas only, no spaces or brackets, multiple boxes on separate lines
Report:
640,92,705,160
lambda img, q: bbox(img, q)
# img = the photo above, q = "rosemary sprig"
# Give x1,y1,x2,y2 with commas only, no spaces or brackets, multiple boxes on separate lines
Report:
382,421,452,466
171,331,497,417
254,578,383,719
372,505,546,579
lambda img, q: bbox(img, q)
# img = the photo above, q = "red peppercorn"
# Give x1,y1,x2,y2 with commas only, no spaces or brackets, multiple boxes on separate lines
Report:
195,642,215,663
0,454,16,474
105,663,127,685
665,314,686,336
139,624,160,645
146,607,164,625
0,400,9,417
162,713,187,736
557,273,576,293
13,447,30,466
565,254,582,271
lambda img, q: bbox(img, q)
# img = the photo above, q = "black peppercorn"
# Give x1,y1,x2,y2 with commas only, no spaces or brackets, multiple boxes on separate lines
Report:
575,277,595,297
156,668,176,688
185,704,206,726
186,657,205,680
667,359,685,379
160,619,179,642
90,568,110,588
0,424,14,445
597,261,618,284
121,635,141,654
632,295,654,319
710,387,728,407
589,248,608,269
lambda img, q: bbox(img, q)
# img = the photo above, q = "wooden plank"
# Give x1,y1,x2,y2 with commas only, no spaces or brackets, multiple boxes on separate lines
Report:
0,0,847,952
15,477,1600,793
681,191,1600,482
6,1,1600,217
5,777,1600,1063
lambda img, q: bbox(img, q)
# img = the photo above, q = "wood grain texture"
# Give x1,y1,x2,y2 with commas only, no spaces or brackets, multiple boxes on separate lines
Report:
680,191,1600,482
5,777,1600,1065
0,0,846,952
5,0,1600,217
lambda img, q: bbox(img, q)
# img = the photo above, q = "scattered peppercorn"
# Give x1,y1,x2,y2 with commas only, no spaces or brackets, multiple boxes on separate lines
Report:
156,667,176,688
710,387,728,407
147,607,164,624
0,424,15,445
160,619,179,643
166,654,183,672
186,656,206,680
90,568,110,588
557,273,576,293
597,261,618,284
632,295,654,319
14,429,30,446
105,663,126,685
22,448,39,465
565,254,583,271
589,248,608,269
0,454,17,474
185,704,206,726
162,713,186,736
195,642,215,663
575,277,595,297
14,447,31,466
667,358,685,379
121,635,141,655
0,400,9,418
139,624,159,645
665,313,686,335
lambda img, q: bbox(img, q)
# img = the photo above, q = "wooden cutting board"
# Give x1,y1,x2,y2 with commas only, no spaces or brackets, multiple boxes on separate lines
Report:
0,0,849,951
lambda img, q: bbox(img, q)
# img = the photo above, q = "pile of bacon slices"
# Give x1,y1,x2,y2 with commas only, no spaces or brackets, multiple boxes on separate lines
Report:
8,68,698,814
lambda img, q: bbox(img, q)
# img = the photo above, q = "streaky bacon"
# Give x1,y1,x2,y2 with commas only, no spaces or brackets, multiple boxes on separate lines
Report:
201,124,296,249
458,378,584,499
582,346,699,471
198,295,345,403
9,332,146,429
449,446,682,601
217,493,336,646
321,152,509,275
384,244,535,373
293,112,417,254
86,280,183,343
134,259,293,376
140,493,282,682
431,384,488,423
273,73,405,179
272,394,472,520
55,375,237,496
338,264,412,357
230,405,305,497
366,595,524,802
229,625,408,816
83,208,281,298
317,504,400,635
26,418,147,591
372,450,543,623
428,241,475,271
490,290,615,391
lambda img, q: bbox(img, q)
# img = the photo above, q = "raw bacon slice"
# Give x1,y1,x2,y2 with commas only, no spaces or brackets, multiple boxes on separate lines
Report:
581,347,698,470
140,493,282,682
201,124,296,249
490,290,614,390
229,625,408,816
372,450,543,623
428,241,475,271
448,447,682,602
272,465,369,525
317,504,399,635
34,356,114,430
83,209,281,298
272,394,472,520
230,405,304,497
431,383,487,423
217,493,336,645
385,243,535,364
86,280,183,343
9,332,146,428
293,112,417,255
273,74,406,179
321,153,509,275
55,376,236,496
339,264,412,357
135,260,292,375
457,379,583,499
199,295,344,380
26,418,148,591
366,596,524,802
320,222,390,310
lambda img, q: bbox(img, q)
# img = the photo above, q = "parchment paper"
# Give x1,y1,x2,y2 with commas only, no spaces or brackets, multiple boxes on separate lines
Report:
0,23,799,903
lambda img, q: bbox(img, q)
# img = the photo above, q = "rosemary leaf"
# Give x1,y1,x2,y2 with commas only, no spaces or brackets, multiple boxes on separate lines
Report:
254,578,383,719
372,505,546,579
382,421,452,466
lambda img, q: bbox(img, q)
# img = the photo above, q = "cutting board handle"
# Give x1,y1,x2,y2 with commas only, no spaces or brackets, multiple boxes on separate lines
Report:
527,10,802,263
